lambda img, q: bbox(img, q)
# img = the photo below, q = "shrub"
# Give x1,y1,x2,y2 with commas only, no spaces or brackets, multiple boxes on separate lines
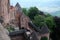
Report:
41,37,48,40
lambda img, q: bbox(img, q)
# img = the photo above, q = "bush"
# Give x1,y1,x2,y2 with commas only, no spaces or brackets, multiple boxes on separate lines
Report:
6,25,15,32
41,37,48,40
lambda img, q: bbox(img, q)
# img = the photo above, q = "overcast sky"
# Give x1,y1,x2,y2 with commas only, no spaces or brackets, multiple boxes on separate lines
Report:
10,0,60,13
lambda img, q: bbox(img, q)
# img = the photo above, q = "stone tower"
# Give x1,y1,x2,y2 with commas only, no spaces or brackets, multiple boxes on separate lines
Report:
0,0,10,23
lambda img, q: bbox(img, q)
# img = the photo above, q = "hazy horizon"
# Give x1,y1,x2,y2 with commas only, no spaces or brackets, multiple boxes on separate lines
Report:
10,0,60,13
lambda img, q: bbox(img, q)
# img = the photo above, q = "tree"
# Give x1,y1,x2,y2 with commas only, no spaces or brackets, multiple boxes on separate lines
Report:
39,11,45,15
54,16,60,27
22,8,28,15
50,16,60,40
45,14,52,17
28,7,39,20
32,14,55,32
32,15,45,27
44,16,56,32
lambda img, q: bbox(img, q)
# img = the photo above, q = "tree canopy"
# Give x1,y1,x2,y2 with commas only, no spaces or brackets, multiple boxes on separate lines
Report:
22,7,60,40
27,7,39,20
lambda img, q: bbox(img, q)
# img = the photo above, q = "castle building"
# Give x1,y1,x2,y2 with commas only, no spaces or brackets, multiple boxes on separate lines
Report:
0,0,50,40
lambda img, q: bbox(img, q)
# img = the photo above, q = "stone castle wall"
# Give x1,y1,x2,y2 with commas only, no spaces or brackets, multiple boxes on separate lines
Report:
0,0,10,23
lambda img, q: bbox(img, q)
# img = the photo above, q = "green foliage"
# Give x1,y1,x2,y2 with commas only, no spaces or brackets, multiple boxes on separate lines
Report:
45,16,54,28
44,16,56,32
27,7,39,20
22,8,28,16
32,15,45,27
22,7,60,40
46,14,52,17
6,25,15,32
32,14,55,32
22,7,56,32
41,37,48,40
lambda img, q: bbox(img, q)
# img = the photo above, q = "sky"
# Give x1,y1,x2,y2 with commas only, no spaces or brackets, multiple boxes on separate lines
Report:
10,0,60,13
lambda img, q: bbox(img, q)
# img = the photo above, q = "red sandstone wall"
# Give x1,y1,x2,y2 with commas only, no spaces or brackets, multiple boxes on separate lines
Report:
20,15,30,29
1,0,10,23
9,6,16,21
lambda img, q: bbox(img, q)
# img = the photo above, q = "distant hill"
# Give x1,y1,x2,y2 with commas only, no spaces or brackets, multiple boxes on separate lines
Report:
51,11,60,17
39,10,60,17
